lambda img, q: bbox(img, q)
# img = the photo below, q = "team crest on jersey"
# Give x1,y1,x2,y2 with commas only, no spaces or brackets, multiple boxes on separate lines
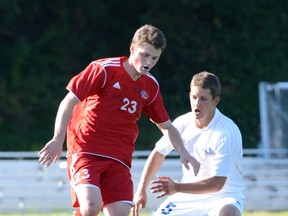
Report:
140,90,149,99
203,147,215,156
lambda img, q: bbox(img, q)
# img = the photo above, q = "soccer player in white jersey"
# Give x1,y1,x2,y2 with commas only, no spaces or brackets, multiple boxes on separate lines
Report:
38,24,200,216
133,71,245,216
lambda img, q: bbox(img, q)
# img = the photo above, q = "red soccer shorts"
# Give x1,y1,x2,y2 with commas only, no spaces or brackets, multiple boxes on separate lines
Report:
67,153,133,207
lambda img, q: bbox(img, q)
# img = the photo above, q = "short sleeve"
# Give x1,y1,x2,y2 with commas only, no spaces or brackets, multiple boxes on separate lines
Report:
142,89,170,123
155,135,174,156
66,61,105,101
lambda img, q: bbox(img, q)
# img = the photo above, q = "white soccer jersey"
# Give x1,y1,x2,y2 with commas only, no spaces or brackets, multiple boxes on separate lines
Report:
155,109,245,200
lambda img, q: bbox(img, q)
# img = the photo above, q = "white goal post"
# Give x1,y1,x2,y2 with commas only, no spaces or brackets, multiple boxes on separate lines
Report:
259,82,288,158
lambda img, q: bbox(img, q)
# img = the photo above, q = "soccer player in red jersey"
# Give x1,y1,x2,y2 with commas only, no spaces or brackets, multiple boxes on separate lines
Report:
38,24,200,216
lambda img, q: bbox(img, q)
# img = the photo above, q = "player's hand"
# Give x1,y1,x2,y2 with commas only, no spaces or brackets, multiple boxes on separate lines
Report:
180,151,200,176
132,190,148,216
38,138,63,167
150,176,176,198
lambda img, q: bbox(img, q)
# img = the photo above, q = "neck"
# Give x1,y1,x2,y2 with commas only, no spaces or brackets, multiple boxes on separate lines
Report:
195,110,216,129
123,59,141,81
195,120,208,129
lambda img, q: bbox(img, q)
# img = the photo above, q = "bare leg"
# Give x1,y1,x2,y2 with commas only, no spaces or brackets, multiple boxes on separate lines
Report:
218,204,241,216
75,185,102,216
103,201,132,216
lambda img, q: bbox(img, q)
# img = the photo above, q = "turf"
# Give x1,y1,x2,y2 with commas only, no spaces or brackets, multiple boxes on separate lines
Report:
1,212,288,216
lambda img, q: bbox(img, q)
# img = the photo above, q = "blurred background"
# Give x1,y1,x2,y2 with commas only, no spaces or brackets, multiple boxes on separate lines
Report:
0,0,287,151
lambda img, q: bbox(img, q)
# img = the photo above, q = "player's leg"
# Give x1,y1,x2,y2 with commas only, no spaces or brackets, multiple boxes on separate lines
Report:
67,154,106,216
103,201,132,216
208,196,244,216
75,184,102,216
218,204,241,216
101,160,134,216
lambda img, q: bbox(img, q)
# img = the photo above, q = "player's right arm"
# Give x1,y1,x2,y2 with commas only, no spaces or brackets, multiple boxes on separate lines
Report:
38,91,80,167
157,120,200,175
132,149,166,216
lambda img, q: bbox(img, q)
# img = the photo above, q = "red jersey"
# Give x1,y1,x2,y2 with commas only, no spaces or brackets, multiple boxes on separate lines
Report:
66,56,169,168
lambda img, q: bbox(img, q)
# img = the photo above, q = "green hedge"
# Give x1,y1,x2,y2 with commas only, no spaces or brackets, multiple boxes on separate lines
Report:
0,0,287,151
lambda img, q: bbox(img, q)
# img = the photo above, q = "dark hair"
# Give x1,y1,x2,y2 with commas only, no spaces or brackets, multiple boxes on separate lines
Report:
191,71,221,99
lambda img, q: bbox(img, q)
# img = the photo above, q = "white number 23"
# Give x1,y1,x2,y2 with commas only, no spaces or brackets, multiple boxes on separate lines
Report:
120,98,137,114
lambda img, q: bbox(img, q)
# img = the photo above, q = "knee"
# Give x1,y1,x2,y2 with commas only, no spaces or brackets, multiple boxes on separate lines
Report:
80,201,101,216
219,204,241,216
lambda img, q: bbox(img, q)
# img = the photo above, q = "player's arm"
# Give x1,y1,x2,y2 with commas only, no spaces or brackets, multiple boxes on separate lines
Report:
157,120,200,176
132,149,165,216
38,91,80,167
151,175,227,198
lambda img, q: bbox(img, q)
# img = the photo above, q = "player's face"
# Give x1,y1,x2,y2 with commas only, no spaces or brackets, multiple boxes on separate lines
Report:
130,43,162,75
189,86,220,128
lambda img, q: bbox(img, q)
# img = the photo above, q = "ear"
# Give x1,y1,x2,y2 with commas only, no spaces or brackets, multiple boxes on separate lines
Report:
130,44,135,54
214,96,221,105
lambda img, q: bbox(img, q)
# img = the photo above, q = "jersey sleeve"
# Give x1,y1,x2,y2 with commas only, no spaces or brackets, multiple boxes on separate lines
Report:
142,87,170,124
155,135,173,155
154,115,185,155
66,61,106,101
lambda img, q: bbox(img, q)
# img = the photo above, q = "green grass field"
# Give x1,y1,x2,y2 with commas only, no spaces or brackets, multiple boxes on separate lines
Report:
0,212,288,216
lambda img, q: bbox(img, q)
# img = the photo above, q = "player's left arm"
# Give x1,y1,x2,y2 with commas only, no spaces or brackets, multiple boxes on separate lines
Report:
150,175,227,198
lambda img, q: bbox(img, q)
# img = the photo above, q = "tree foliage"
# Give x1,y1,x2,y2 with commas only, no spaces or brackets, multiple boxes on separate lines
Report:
0,0,287,151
